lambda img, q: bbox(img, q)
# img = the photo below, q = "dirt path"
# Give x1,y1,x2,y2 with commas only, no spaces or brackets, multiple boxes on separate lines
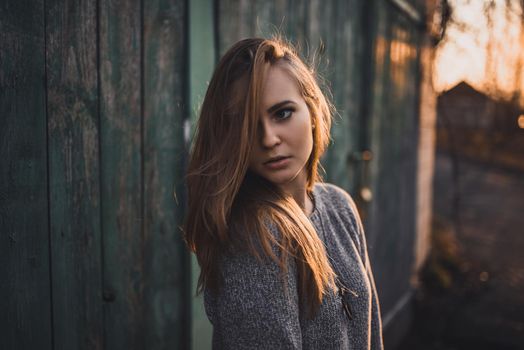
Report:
398,152,524,349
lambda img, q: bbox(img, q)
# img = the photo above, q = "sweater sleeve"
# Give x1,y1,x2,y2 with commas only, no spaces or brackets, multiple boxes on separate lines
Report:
203,240,303,350
346,194,384,350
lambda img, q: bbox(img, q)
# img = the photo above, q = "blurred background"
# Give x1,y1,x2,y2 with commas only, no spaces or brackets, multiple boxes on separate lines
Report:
1,0,523,349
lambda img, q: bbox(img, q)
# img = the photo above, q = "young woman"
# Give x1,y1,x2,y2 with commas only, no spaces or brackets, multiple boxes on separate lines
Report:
184,37,384,349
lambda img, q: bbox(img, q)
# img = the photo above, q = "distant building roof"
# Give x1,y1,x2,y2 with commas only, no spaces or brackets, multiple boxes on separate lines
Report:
437,81,524,130
441,81,486,100
441,81,524,112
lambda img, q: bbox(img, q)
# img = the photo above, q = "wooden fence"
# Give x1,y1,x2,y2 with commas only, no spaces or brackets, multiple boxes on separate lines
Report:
1,0,429,349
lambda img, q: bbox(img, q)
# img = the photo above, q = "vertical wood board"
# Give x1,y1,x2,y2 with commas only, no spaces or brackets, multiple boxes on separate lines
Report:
143,0,189,348
0,1,52,349
45,0,103,348
368,2,421,313
188,0,215,348
99,0,144,348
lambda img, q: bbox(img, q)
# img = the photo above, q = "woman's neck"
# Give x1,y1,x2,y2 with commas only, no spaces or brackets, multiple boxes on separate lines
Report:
282,181,313,216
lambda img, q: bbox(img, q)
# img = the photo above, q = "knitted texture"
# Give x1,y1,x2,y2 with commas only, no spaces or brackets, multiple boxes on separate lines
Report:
204,183,384,349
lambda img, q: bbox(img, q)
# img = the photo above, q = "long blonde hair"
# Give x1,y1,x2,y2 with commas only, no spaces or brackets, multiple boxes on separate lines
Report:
184,37,335,318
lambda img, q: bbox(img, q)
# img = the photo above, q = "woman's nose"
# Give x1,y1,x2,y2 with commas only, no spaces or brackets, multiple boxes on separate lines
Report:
260,122,281,149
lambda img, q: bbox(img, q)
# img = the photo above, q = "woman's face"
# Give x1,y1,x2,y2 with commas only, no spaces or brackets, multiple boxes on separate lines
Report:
248,65,314,194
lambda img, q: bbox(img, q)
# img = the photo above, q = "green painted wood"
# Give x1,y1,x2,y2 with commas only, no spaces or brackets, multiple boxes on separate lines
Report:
45,0,104,348
190,0,216,126
355,0,378,222
189,0,215,348
252,1,276,38
98,0,144,348
283,0,307,46
368,0,421,316
215,0,237,56
317,0,366,194
0,1,52,349
143,0,189,348
217,0,307,54
216,0,251,55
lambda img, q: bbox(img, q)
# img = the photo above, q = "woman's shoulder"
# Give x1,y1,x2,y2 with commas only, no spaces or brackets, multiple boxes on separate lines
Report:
313,182,357,212
313,182,348,196
312,182,364,245
218,217,290,274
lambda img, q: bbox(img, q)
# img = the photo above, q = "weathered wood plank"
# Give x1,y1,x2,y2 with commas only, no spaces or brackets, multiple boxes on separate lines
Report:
252,1,275,38
368,2,420,315
0,1,52,349
367,0,395,314
306,0,334,88
217,0,247,55
188,0,215,348
99,0,144,348
283,0,307,46
45,0,103,348
143,0,189,348
315,0,366,194
307,0,343,187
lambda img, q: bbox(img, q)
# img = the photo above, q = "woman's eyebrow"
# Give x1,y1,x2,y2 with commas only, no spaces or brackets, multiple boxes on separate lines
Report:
267,100,296,114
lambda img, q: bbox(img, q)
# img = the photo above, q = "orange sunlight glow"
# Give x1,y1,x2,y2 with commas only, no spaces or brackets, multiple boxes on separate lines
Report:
434,0,524,105
518,115,524,129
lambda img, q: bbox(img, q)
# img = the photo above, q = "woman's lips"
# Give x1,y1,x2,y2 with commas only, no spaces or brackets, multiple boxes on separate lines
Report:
264,156,291,170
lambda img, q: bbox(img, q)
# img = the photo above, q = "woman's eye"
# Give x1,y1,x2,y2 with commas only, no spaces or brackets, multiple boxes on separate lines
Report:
275,108,293,120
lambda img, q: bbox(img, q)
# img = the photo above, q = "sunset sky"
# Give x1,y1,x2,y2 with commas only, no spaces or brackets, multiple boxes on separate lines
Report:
434,0,524,104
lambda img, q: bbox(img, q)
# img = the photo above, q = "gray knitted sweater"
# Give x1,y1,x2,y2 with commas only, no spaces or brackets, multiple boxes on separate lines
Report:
204,183,384,349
